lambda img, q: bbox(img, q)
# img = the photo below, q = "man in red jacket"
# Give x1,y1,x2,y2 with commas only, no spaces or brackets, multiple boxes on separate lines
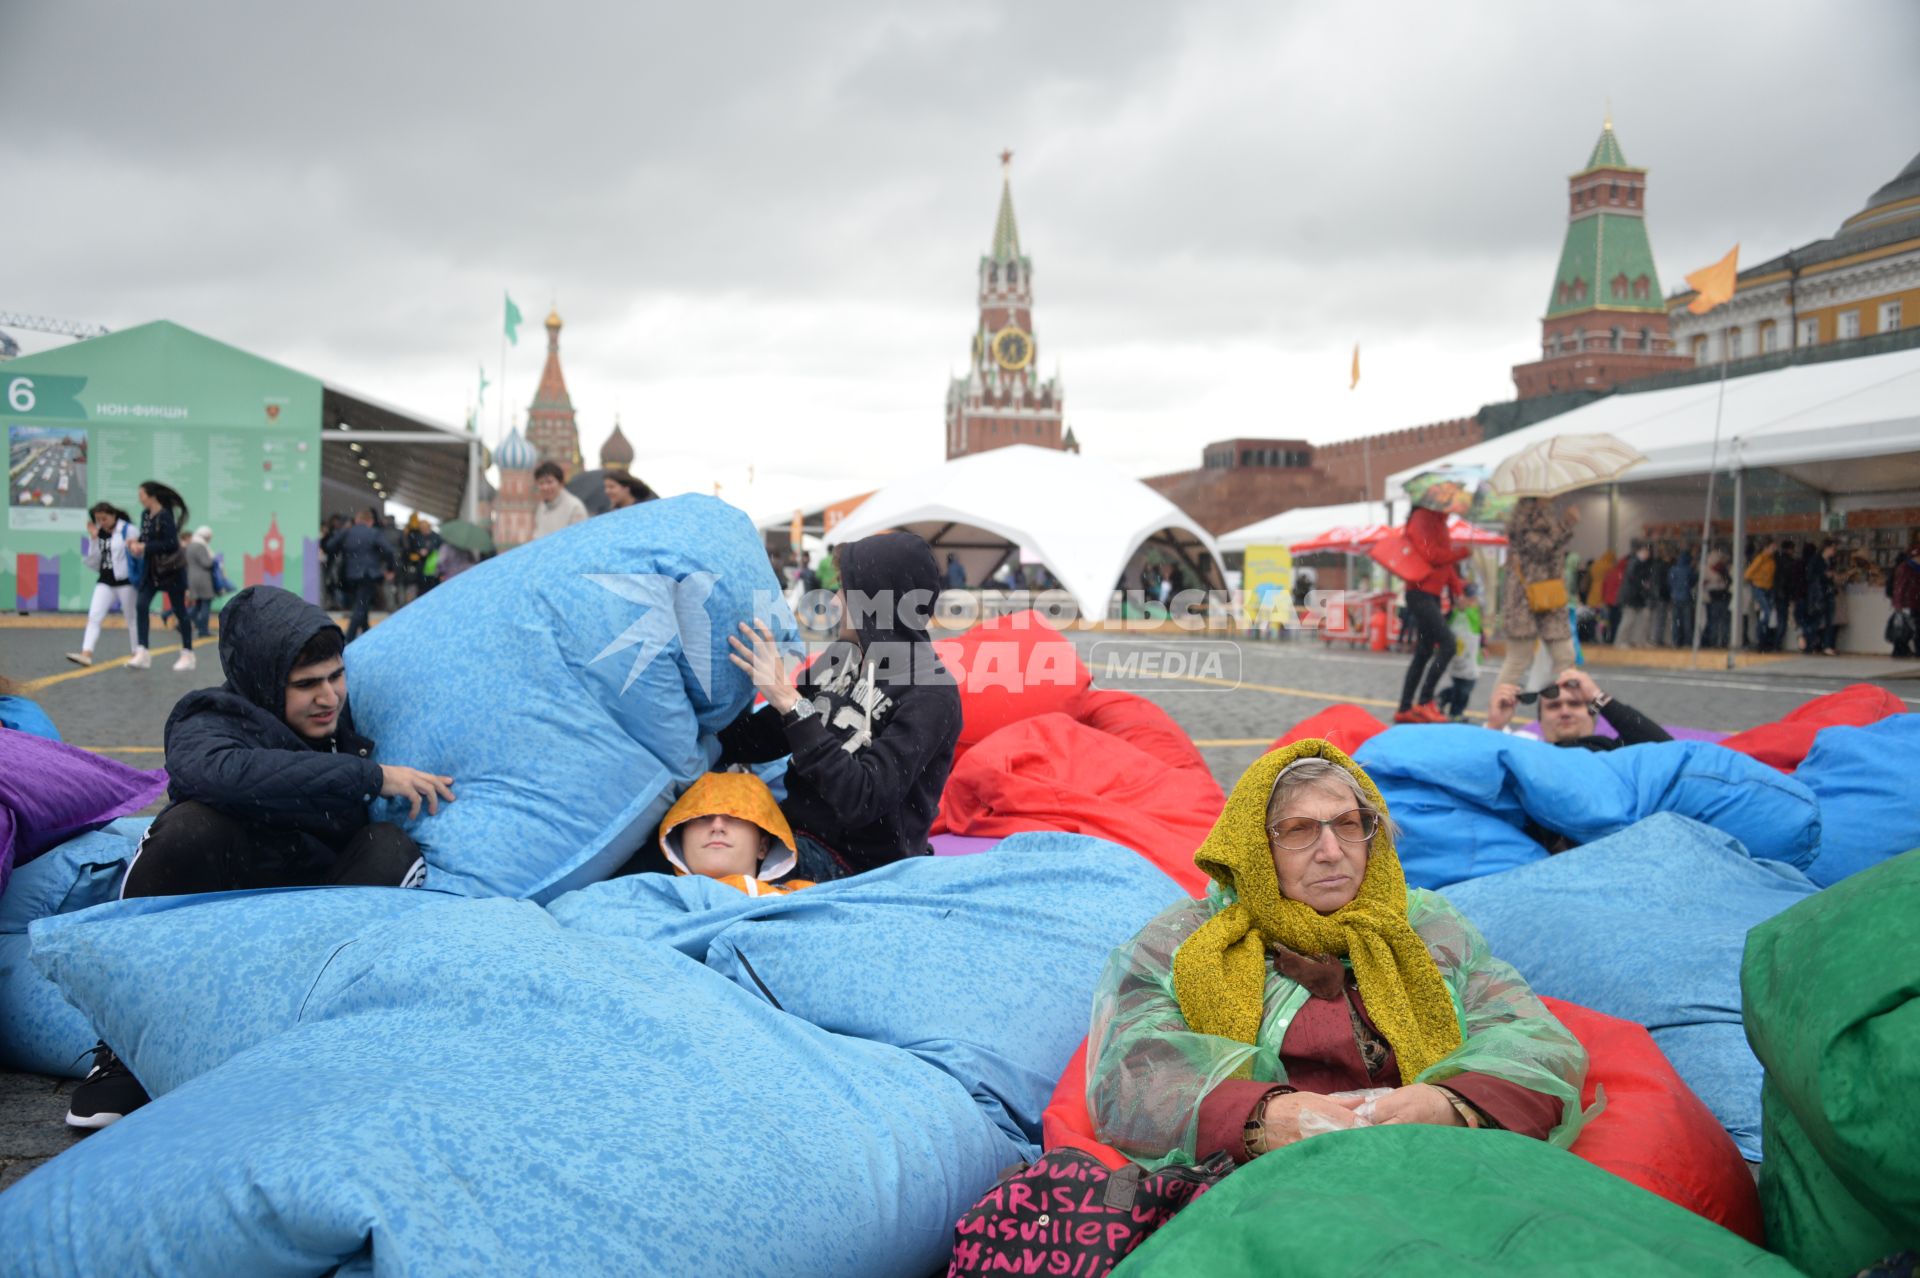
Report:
1395,507,1469,724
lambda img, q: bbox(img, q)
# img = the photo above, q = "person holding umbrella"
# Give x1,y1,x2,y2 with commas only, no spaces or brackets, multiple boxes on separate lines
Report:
1483,433,1643,712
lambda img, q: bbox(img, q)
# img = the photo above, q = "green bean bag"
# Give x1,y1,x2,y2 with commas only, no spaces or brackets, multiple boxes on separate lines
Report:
1113,1127,1795,1276
1743,847,1920,1275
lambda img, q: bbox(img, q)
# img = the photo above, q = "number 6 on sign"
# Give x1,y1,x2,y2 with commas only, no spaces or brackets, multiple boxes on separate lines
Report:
8,377,34,413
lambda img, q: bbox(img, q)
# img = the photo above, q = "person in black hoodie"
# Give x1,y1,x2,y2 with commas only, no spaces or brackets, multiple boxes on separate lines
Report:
719,531,961,883
70,586,453,1131
121,585,452,899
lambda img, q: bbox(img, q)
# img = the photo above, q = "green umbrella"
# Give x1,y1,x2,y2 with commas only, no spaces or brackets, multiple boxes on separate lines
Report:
437,519,495,555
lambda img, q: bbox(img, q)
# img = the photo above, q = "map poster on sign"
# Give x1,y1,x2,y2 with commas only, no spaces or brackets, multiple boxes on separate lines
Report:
0,322,324,613
1241,543,1295,625
8,425,91,532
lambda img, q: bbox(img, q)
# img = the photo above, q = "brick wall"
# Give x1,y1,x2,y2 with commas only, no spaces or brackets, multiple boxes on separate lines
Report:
1314,417,1483,500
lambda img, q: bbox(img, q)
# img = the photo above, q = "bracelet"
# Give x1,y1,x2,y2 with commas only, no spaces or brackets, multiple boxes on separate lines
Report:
1436,1086,1485,1129
1240,1086,1297,1159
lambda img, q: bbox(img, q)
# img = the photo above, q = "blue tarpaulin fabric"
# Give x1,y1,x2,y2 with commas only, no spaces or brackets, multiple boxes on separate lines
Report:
1353,725,1820,889
2,837,1179,1277
1442,813,1818,1160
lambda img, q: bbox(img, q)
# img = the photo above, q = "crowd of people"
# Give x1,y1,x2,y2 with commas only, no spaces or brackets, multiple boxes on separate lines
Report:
1574,532,1916,658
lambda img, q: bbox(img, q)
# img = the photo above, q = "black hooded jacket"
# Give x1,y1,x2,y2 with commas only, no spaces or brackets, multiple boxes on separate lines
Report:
718,532,962,873
162,586,385,849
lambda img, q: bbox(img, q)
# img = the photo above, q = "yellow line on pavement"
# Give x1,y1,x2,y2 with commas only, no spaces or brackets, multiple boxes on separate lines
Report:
16,645,183,693
79,745,166,753
1147,670,1488,723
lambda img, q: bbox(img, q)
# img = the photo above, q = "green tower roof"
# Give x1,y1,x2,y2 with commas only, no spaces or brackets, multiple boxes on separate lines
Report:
1545,211,1667,318
1587,123,1626,170
990,175,1021,262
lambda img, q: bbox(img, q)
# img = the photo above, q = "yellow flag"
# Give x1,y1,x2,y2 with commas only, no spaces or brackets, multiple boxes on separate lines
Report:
1350,343,1360,390
1685,245,1740,315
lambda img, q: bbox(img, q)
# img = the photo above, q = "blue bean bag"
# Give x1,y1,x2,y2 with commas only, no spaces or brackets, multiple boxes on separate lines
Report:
1353,725,1820,889
0,818,145,1076
548,831,1185,1144
1789,713,1920,886
1441,813,1818,1161
345,495,798,901
5,837,1177,1276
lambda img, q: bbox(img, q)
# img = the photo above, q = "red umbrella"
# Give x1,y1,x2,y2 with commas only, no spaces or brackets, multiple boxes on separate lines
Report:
1290,516,1503,556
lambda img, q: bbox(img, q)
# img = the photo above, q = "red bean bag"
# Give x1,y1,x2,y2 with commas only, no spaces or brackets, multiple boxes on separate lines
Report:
1266,703,1390,757
1716,683,1908,774
937,692,1221,897
1039,995,1762,1243
929,610,1091,769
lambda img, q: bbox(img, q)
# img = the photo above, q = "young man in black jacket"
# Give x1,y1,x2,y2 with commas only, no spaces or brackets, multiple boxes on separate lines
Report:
71,586,453,1131
122,585,452,897
1486,666,1671,751
720,531,961,883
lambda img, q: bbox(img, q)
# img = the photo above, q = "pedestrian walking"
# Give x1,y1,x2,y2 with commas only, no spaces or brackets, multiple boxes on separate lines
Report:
127,480,195,672
1393,505,1468,724
322,507,398,641
185,526,218,640
64,502,138,667
1491,497,1579,706
1650,547,1674,646
1600,553,1627,642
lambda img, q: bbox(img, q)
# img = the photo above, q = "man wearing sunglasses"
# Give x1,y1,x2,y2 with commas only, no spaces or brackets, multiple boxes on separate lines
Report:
1484,667,1670,751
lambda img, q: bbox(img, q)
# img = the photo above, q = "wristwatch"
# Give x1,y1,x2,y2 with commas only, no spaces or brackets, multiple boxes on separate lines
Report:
1591,691,1612,710
783,698,818,725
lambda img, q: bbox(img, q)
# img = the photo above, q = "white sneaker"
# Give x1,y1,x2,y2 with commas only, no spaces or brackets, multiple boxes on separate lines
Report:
127,647,151,670
172,649,198,672
64,651,94,667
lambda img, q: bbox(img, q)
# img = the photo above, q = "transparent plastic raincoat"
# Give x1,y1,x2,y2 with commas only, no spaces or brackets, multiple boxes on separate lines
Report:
1086,884,1591,1171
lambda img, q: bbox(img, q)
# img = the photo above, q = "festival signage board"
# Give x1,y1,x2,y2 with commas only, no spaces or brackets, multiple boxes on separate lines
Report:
2,321,324,611
1240,543,1295,624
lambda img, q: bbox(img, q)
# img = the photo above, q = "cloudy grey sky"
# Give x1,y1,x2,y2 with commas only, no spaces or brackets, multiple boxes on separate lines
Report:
5,0,1917,518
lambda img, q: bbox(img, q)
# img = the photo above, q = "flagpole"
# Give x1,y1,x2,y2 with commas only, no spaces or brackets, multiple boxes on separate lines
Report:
499,327,508,447
1688,344,1733,669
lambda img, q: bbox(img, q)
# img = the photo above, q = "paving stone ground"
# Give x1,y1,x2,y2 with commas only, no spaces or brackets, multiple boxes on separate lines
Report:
2,612,1914,1188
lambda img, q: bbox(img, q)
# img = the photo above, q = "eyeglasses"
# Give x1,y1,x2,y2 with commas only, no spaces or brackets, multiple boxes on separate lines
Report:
1517,683,1585,706
1266,809,1380,851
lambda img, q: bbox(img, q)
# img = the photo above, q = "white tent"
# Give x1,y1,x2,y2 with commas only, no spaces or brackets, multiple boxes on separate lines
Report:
822,444,1225,618
1384,345,1920,501
1218,500,1386,553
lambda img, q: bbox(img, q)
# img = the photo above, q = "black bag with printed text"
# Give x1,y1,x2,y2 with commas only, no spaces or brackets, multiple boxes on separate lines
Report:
946,1149,1234,1277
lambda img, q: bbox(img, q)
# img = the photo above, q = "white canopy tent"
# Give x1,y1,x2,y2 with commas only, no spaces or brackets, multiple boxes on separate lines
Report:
1383,345,1920,657
1218,500,1386,553
823,444,1226,619
1385,346,1920,501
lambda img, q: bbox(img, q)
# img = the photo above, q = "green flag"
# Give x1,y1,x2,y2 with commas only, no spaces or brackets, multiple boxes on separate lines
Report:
504,293,523,346
478,363,490,405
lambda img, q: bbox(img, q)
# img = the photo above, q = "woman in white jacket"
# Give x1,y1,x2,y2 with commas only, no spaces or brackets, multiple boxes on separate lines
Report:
65,503,139,667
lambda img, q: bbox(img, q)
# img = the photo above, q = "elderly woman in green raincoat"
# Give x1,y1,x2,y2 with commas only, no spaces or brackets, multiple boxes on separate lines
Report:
1086,740,1590,1169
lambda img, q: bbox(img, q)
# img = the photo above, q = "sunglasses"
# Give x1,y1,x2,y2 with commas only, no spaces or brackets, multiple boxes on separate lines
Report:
1266,809,1380,851
1517,683,1587,706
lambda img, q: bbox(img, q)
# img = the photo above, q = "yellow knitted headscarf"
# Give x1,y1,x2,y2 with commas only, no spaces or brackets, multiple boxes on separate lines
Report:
1170,739,1462,1081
